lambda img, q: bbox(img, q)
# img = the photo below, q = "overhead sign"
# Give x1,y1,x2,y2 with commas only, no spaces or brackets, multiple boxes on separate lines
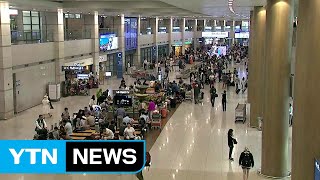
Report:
76,74,89,79
202,32,229,38
62,66,84,71
235,32,250,39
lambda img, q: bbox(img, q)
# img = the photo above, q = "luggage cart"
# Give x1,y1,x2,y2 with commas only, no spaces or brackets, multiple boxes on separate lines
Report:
235,103,246,123
151,113,162,130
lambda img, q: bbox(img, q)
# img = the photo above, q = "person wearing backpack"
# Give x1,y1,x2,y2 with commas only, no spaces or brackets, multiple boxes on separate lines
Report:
136,152,151,180
239,147,254,180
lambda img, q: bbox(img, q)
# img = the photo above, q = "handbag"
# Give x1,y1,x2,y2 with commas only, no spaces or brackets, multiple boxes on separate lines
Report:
233,139,238,144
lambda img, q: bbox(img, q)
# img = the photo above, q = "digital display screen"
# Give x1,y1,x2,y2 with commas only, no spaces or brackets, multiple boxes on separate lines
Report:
100,34,118,51
114,95,133,107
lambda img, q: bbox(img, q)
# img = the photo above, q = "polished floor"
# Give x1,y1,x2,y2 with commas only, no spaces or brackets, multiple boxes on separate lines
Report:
0,63,291,180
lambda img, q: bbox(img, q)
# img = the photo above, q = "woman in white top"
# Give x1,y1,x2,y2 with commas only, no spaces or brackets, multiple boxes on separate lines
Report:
42,95,52,117
124,123,135,140
89,95,96,107
104,128,115,140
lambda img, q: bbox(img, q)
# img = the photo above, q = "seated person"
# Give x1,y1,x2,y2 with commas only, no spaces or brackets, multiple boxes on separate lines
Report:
61,108,70,121
52,127,60,140
108,121,116,133
119,122,127,136
124,123,136,140
84,107,90,115
62,120,72,139
103,127,114,140
85,113,95,127
123,115,133,125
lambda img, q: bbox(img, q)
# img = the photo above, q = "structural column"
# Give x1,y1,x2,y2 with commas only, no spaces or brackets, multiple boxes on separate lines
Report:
180,18,185,54
114,14,125,78
249,6,266,128
168,17,173,53
151,17,159,63
46,9,65,84
261,0,293,177
230,21,235,45
84,11,99,75
135,15,141,67
0,2,13,119
193,19,198,51
247,11,254,104
292,1,320,179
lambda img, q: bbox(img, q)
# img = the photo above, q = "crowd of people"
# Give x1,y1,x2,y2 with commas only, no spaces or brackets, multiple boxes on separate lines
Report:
33,44,253,180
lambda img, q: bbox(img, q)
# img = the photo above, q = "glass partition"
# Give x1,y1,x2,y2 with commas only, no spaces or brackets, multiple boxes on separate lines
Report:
64,29,91,41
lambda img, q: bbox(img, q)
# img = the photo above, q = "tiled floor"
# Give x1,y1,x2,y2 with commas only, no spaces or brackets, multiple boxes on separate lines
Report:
0,63,291,180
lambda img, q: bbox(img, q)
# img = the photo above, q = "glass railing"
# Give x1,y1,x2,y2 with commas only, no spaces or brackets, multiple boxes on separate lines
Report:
11,30,54,45
99,28,119,36
64,29,91,41
172,27,180,32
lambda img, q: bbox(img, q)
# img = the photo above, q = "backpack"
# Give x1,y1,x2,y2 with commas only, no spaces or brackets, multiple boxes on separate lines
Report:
242,152,252,167
146,152,151,167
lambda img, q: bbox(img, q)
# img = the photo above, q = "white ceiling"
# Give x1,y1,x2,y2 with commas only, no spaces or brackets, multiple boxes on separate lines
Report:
7,0,267,19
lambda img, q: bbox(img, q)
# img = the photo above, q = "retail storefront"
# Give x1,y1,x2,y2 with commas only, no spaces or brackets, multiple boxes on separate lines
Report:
141,46,153,64
125,49,136,68
158,44,169,59
171,39,193,56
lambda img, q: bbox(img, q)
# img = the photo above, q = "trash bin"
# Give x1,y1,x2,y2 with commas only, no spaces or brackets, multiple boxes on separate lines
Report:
257,117,263,131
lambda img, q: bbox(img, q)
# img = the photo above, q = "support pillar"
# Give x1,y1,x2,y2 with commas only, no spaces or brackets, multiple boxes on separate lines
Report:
292,0,320,179
47,9,65,84
249,6,266,128
0,2,13,119
114,14,125,78
261,0,293,177
84,11,99,75
135,15,141,67
193,19,198,51
168,17,173,54
230,21,235,45
180,18,185,54
151,17,158,63
247,11,254,104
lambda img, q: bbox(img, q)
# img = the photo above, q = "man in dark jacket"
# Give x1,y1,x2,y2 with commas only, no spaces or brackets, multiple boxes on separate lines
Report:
194,83,200,104
222,90,227,111
210,86,217,107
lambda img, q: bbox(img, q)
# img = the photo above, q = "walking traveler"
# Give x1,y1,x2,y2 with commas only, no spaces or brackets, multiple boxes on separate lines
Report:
239,147,254,180
222,90,227,111
42,95,52,117
210,86,217,107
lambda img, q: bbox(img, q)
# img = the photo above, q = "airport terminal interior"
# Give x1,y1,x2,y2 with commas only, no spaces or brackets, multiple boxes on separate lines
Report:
0,0,319,179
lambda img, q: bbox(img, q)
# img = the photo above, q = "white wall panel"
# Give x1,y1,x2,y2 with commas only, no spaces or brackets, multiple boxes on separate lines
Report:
158,33,169,43
12,43,55,66
64,39,92,57
13,63,55,113
138,34,154,46
172,32,182,41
